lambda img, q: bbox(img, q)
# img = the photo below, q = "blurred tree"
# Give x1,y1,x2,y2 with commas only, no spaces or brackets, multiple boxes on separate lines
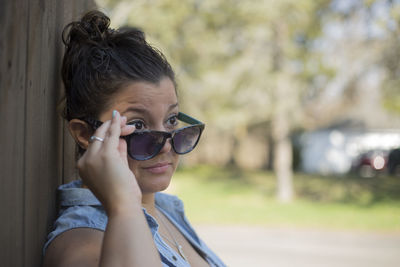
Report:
96,0,332,202
300,0,400,128
96,0,400,201
380,0,400,114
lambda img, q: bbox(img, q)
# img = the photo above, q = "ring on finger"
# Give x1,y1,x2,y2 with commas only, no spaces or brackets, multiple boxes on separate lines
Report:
89,135,104,143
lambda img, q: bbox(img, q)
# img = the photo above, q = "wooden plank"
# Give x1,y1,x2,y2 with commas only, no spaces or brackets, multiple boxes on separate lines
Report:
23,2,95,266
0,0,28,266
1,1,95,266
51,0,80,186
23,1,61,266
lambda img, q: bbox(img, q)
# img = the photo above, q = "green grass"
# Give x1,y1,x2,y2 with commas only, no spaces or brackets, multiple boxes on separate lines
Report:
165,165,400,232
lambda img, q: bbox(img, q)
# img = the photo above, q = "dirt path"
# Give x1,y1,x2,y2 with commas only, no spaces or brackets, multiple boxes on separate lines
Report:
194,225,400,267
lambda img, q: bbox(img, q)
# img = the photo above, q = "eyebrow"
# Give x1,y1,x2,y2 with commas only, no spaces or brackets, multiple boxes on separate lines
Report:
169,103,179,111
122,103,179,116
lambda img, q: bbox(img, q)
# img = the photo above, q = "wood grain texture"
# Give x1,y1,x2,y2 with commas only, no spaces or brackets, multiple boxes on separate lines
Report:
0,1,29,266
0,1,95,266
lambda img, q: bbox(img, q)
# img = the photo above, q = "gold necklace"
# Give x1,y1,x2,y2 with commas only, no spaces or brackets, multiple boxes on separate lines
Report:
156,209,188,262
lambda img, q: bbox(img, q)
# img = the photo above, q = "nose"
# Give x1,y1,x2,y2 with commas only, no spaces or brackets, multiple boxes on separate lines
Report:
159,136,173,154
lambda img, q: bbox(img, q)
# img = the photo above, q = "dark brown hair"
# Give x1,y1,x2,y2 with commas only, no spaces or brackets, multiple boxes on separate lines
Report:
61,10,176,121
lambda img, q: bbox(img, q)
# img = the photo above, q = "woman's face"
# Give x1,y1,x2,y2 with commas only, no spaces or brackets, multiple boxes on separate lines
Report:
98,77,179,194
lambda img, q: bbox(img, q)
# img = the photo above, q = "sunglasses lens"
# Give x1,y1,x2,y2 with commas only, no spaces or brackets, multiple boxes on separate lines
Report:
173,126,201,154
128,132,165,160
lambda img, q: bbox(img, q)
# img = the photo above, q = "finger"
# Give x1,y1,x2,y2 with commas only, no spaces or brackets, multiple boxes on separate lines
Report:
119,115,135,136
120,116,127,127
118,124,135,164
117,138,129,164
121,124,135,136
103,110,122,151
87,120,111,153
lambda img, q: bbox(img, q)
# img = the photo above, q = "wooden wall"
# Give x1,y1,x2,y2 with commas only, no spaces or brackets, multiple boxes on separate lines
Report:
0,1,95,266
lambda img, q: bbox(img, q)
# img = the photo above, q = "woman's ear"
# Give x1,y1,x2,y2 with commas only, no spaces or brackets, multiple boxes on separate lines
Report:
68,119,93,150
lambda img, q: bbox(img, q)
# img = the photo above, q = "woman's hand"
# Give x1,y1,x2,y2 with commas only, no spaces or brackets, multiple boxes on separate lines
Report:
77,110,141,214
55,111,162,267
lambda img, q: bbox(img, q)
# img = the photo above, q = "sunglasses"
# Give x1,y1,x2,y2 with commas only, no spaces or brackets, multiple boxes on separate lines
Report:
84,112,205,161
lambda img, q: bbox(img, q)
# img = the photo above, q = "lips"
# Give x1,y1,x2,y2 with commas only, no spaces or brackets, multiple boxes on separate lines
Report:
143,162,171,174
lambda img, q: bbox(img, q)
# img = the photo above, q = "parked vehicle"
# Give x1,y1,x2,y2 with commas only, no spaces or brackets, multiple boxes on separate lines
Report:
351,150,389,178
388,148,400,177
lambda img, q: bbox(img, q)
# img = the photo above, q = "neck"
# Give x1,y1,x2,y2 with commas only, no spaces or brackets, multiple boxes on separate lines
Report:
81,182,158,217
141,193,157,218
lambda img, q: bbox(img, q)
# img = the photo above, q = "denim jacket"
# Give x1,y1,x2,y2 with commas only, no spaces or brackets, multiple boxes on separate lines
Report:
43,180,226,267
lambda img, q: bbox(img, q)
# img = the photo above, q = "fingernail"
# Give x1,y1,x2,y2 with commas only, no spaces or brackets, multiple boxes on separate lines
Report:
112,110,117,118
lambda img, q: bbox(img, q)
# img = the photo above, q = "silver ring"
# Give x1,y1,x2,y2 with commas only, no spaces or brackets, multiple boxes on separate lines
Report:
90,135,104,143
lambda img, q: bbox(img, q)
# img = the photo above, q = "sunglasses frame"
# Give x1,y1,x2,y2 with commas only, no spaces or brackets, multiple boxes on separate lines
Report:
84,112,205,160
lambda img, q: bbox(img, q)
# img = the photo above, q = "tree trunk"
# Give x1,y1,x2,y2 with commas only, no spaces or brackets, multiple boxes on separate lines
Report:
272,110,293,202
271,22,294,202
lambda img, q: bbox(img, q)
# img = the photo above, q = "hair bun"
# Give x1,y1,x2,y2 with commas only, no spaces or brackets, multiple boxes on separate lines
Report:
63,10,113,46
81,11,111,40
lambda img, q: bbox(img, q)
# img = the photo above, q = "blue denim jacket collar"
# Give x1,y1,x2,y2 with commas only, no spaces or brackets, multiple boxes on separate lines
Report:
51,179,226,267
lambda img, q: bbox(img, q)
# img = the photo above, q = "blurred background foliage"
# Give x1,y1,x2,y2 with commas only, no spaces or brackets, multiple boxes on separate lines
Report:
95,0,400,214
170,166,400,230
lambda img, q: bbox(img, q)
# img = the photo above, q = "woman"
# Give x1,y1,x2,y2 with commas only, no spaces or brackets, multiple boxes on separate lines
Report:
43,10,226,267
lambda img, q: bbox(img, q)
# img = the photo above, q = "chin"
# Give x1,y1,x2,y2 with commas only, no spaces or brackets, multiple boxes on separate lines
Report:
138,172,173,194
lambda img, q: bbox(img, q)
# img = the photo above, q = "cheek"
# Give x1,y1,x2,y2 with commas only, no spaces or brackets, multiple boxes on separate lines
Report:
170,154,180,178
127,159,140,177
173,154,180,169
